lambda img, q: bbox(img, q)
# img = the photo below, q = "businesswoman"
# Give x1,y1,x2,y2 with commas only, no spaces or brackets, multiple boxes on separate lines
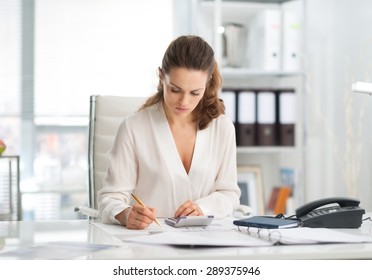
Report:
98,35,240,229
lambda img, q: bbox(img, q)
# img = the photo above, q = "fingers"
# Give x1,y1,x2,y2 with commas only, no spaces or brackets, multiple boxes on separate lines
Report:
126,205,157,229
174,200,204,217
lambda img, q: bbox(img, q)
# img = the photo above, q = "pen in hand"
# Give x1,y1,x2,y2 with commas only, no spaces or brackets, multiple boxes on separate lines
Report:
131,193,161,228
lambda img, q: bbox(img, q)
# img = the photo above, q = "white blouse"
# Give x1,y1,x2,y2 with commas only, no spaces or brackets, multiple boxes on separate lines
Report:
98,103,240,224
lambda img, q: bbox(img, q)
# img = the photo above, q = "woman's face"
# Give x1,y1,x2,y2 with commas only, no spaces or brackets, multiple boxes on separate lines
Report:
161,67,209,121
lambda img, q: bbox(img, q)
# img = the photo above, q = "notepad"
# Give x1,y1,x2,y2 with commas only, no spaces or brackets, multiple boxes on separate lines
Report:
233,216,300,229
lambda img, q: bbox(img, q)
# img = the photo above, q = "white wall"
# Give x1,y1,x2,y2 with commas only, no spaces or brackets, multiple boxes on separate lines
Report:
305,0,372,210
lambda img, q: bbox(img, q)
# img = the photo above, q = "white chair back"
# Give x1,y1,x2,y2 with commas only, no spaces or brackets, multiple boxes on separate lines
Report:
88,95,146,209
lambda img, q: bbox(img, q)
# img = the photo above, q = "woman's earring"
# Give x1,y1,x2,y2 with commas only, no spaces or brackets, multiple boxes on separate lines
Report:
158,67,163,78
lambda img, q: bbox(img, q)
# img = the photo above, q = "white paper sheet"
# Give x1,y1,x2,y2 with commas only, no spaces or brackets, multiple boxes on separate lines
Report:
92,219,372,247
124,230,273,247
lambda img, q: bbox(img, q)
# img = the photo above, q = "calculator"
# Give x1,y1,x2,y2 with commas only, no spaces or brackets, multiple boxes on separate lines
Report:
165,215,214,227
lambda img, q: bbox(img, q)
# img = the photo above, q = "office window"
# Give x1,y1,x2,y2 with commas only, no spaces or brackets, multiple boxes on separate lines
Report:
0,0,173,220
34,0,173,119
0,0,21,155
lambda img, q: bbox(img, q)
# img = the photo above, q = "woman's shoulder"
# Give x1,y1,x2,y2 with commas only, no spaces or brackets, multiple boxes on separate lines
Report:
122,104,160,126
203,114,235,138
213,114,235,130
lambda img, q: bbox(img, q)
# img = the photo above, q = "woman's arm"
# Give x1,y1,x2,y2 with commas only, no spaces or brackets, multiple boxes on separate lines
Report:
97,119,138,225
194,118,241,218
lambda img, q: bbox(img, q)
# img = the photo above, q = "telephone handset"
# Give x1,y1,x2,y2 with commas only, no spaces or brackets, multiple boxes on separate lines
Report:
295,197,365,228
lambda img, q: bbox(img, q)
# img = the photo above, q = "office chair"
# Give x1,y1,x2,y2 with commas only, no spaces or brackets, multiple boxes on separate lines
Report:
88,95,146,210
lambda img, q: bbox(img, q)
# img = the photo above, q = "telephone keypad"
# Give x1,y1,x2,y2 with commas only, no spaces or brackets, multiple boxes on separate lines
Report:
307,206,341,217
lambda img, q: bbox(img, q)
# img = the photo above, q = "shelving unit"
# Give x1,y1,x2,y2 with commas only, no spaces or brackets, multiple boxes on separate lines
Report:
21,186,86,220
192,0,306,212
0,155,21,220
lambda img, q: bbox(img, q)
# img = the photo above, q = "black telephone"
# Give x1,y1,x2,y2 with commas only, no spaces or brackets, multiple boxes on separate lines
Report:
295,197,365,228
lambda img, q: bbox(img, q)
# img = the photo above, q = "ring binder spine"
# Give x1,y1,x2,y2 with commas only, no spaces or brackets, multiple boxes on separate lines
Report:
236,226,282,245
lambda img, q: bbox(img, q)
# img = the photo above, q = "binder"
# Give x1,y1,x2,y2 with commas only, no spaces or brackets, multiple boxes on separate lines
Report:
248,9,281,71
232,225,372,246
220,90,236,124
233,216,299,229
237,91,256,146
282,9,301,71
278,90,296,146
256,90,276,146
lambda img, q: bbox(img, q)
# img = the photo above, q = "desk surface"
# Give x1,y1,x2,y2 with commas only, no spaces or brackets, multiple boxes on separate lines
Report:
1,217,372,260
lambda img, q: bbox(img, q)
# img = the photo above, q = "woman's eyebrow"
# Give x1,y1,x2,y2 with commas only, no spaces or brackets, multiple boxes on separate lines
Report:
169,82,203,92
169,82,181,89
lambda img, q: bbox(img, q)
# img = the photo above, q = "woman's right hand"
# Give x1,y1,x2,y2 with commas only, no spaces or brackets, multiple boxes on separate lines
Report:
117,205,157,229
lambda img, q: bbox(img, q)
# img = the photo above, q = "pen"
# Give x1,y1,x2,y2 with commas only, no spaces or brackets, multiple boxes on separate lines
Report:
131,193,161,228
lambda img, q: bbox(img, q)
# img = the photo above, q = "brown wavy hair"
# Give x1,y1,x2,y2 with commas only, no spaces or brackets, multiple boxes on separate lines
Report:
140,35,225,130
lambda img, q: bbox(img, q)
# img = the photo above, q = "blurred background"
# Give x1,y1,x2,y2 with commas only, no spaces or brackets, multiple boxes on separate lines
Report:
0,0,371,220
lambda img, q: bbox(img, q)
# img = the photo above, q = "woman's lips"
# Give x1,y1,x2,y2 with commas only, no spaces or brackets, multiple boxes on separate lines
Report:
176,107,188,113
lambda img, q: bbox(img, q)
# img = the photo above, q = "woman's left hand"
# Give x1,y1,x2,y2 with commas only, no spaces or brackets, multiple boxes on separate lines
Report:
174,200,204,217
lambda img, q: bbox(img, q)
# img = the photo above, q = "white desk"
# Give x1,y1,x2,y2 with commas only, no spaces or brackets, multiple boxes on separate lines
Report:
0,217,372,260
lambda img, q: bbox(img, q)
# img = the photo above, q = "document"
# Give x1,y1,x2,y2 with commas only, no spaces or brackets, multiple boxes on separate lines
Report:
92,218,237,241
93,219,372,248
124,230,272,247
123,227,372,247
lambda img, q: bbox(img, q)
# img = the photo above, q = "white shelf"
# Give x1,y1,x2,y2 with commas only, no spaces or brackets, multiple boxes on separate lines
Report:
200,0,282,10
221,67,304,78
203,0,293,3
21,188,85,194
194,0,306,208
237,146,303,154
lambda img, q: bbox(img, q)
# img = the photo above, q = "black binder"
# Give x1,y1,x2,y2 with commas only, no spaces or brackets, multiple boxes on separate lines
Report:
236,91,256,146
233,216,300,229
256,90,277,146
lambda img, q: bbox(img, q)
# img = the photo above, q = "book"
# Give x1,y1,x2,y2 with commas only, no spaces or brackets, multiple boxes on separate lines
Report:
279,167,302,211
267,186,280,212
280,167,297,186
274,186,292,215
233,216,300,229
